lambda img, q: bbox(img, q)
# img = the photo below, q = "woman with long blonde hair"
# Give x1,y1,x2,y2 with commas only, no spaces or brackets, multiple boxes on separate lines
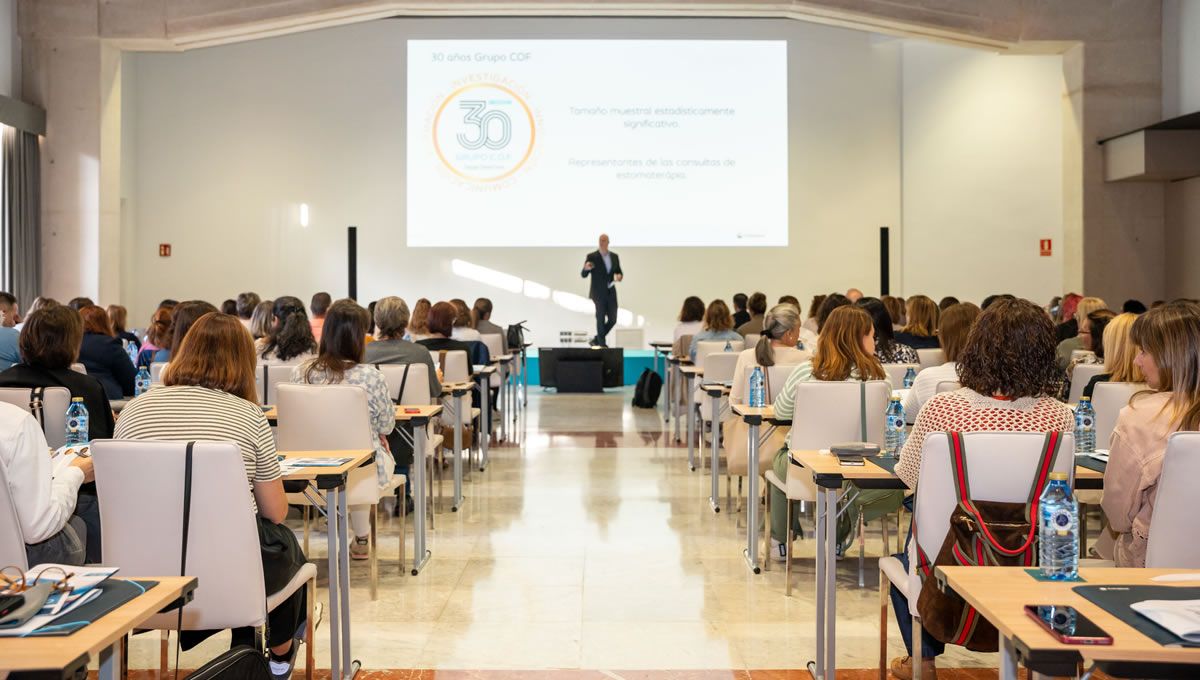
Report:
1080,312,1144,399
1103,301,1200,567
895,295,940,349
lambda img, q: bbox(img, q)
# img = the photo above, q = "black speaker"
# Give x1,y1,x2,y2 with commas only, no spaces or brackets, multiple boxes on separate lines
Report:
347,226,358,301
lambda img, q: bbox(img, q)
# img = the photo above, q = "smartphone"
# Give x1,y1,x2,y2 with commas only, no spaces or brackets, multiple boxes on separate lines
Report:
1024,605,1113,645
0,594,24,618
404,408,420,414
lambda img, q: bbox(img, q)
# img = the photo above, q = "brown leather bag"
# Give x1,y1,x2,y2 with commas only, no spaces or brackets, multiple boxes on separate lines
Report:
914,430,1063,652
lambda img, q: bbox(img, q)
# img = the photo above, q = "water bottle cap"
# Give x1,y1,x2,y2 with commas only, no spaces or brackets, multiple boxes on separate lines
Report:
1078,396,1090,402
1049,472,1068,481
71,397,83,402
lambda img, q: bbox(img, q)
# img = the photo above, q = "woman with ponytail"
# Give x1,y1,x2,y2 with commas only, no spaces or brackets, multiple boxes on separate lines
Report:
258,296,318,364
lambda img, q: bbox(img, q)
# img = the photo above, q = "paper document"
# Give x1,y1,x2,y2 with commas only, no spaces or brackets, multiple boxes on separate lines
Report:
1131,599,1200,643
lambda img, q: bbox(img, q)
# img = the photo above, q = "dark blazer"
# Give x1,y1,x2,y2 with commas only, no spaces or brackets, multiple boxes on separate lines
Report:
78,333,137,399
581,250,622,302
893,331,941,350
0,363,116,440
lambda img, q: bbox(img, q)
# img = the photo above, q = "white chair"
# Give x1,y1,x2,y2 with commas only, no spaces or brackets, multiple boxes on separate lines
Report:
276,383,403,600
726,364,801,478
884,363,919,389
92,440,316,678
697,352,739,445
480,334,504,390
150,361,168,383
915,349,945,371
433,349,478,491
0,386,71,448
0,458,29,569
1068,363,1107,405
375,363,444,526
1146,433,1200,567
935,381,961,394
764,380,891,594
1091,382,1145,450
258,363,301,406
878,432,1075,677
743,333,762,348
693,340,744,371
69,363,87,374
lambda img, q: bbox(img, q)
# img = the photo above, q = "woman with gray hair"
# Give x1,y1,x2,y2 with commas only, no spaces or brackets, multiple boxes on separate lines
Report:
364,296,441,400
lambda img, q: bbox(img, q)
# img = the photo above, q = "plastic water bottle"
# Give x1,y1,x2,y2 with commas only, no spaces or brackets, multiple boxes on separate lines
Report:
724,340,733,351
884,396,906,456
749,366,765,408
65,397,89,445
123,339,138,366
1075,397,1096,453
1039,471,1079,580
135,367,152,397
903,367,917,389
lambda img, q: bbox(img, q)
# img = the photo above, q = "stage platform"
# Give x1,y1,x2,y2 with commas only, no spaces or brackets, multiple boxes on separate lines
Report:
528,348,658,387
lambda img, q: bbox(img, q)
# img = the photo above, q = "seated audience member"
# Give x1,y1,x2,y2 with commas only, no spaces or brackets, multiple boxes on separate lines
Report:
473,297,508,353
981,293,1015,311
236,291,261,331
858,297,918,364
67,297,94,311
1063,309,1116,396
137,306,173,368
221,299,237,315
815,292,851,333
894,295,941,349
731,293,750,329
1047,295,1063,320
1122,299,1147,314
78,305,137,399
803,294,826,334
365,296,440,398
106,304,141,352
778,294,800,307
417,301,478,363
881,295,905,332
1103,301,1200,568
1055,296,1109,369
249,299,274,340
258,296,318,364
449,298,482,342
15,296,53,331
688,299,743,361
114,313,309,669
1055,292,1083,341
769,306,893,561
735,292,768,337
170,301,220,352
674,296,705,342
0,291,20,368
0,403,96,566
902,302,981,416
938,296,959,311
889,298,1073,678
292,300,395,560
729,304,811,406
407,298,433,342
845,287,864,302
365,301,377,343
309,291,332,339
1081,312,1143,400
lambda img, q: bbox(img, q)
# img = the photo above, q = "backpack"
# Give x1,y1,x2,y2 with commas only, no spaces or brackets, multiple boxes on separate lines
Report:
631,368,663,408
914,430,1062,651
506,321,527,352
185,646,271,680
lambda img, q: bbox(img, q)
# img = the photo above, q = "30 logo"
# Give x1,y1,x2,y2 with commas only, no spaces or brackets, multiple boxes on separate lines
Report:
433,83,535,183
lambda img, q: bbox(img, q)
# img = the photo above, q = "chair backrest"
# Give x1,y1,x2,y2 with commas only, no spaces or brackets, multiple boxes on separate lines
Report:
150,362,168,383
916,349,945,371
92,439,266,631
375,363,433,405
480,334,504,387
257,363,300,406
437,350,470,383
675,334,694,361
703,352,740,383
0,456,28,569
1068,363,1107,405
788,380,891,449
935,381,961,394
912,432,1076,580
1147,433,1200,567
764,365,800,403
70,363,87,374
694,340,744,371
0,386,71,449
1092,382,1146,449
275,383,379,504
744,333,762,348
884,363,919,388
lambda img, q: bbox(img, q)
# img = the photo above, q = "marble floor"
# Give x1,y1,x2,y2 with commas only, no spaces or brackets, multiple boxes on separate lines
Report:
126,386,1006,675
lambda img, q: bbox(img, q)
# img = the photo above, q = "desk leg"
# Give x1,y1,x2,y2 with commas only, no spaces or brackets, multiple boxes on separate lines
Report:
480,378,490,472
336,484,355,678
686,375,696,471
663,357,671,425
327,485,342,680
99,639,122,680
743,419,761,574
673,367,681,442
498,364,507,444
999,634,1019,680
453,393,464,511
813,485,827,680
709,396,721,513
412,424,432,575
825,486,838,678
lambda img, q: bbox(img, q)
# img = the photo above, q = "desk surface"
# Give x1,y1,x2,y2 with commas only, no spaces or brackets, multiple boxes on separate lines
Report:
265,404,441,422
731,403,774,419
0,576,197,673
278,449,374,481
939,566,1200,665
790,449,902,483
680,366,703,376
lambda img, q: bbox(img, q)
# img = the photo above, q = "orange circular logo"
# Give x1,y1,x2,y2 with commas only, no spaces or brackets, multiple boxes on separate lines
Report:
432,83,536,183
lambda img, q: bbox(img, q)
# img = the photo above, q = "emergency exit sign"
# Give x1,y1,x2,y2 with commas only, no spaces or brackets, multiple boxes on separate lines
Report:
1039,239,1052,257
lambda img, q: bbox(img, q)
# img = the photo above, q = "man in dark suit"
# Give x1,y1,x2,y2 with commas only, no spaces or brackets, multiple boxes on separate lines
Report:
581,233,622,347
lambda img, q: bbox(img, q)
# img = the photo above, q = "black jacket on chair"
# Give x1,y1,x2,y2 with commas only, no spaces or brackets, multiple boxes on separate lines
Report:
581,250,622,302
78,333,137,399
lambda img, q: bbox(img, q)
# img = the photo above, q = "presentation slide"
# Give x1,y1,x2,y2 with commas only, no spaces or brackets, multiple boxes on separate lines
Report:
406,40,788,247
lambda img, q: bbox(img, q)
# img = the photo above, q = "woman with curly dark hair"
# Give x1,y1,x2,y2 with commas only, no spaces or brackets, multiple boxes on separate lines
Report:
886,297,1073,679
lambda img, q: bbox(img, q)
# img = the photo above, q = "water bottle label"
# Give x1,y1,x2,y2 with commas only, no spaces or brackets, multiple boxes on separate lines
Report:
1051,508,1073,536
1077,415,1094,429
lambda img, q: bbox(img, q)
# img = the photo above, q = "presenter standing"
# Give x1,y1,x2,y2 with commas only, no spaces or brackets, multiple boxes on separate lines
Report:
581,233,623,347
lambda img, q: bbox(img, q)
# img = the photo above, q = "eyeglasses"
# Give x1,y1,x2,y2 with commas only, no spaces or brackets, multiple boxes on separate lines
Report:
0,565,75,596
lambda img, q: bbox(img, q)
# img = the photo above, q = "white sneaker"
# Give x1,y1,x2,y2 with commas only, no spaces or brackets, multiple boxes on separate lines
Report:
770,538,788,563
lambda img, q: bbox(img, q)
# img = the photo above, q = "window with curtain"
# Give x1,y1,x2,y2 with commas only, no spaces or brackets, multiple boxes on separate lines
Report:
1,124,41,310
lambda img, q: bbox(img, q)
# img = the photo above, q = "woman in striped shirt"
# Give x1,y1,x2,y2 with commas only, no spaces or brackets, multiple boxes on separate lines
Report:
114,313,308,677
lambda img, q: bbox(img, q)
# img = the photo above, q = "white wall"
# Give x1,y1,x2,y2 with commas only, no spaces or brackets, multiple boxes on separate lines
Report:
122,17,1063,343
899,42,1063,304
0,0,18,98
1164,0,1200,118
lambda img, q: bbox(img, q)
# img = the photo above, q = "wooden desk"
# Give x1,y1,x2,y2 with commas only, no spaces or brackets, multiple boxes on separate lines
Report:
938,566,1200,678
0,576,196,680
